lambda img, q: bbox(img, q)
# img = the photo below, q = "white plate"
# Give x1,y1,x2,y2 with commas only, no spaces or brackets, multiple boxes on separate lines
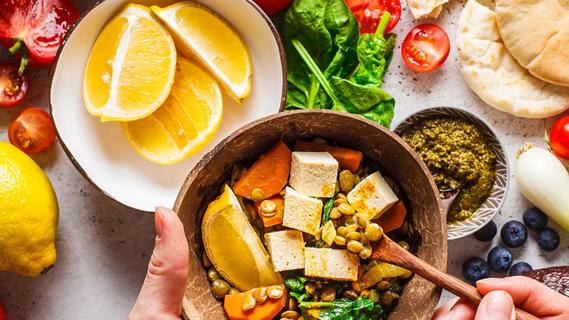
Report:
50,0,285,212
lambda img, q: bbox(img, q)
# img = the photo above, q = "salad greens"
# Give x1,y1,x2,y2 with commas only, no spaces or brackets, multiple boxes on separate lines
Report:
285,276,386,320
301,298,387,320
321,198,335,226
281,0,396,127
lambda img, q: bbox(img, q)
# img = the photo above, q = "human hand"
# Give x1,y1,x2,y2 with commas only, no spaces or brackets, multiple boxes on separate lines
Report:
433,276,569,320
129,207,189,320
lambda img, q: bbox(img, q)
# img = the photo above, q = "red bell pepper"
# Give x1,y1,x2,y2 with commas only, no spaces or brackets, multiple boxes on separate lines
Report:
0,0,79,72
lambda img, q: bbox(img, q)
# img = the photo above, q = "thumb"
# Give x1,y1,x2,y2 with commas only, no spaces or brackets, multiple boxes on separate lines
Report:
474,290,515,320
129,207,189,320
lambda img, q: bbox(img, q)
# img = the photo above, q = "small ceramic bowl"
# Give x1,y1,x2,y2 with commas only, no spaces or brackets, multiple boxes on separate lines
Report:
394,107,509,240
174,110,447,320
50,0,285,212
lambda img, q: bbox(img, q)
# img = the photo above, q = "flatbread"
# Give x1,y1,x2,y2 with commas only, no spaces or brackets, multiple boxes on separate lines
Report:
496,0,569,87
406,0,447,19
457,0,569,118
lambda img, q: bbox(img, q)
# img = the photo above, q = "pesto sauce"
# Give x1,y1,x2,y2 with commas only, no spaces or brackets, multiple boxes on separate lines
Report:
402,118,497,222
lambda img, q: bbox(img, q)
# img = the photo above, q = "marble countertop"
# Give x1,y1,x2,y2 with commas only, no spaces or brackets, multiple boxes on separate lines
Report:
0,0,567,319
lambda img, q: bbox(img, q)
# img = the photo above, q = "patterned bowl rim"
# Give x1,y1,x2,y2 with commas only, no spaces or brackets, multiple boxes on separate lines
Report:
393,106,510,240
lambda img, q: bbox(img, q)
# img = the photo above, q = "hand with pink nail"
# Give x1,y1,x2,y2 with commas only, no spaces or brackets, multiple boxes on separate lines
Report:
433,276,569,320
129,207,189,320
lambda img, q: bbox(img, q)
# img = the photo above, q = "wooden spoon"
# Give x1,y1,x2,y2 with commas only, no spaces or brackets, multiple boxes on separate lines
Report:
371,236,538,320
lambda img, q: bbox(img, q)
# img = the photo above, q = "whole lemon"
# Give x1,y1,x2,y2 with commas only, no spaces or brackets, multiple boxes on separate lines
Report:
0,142,58,277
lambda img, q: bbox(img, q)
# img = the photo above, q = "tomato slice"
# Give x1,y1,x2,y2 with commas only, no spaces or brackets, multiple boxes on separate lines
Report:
550,115,569,160
0,64,28,108
254,0,293,16
345,0,402,34
8,107,56,154
401,24,450,73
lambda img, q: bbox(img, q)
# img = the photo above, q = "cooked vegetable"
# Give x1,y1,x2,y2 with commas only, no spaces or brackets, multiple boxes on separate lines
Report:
295,141,364,172
322,221,337,245
255,195,285,227
362,263,411,288
234,141,292,200
515,144,569,232
549,115,569,160
375,200,406,233
401,24,450,73
224,286,287,320
322,198,335,226
281,0,396,127
301,297,386,320
345,0,402,35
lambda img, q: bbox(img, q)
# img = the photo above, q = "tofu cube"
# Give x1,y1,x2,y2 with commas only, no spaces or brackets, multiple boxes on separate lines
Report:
265,230,305,272
304,248,359,281
289,152,339,198
283,187,323,235
347,171,399,221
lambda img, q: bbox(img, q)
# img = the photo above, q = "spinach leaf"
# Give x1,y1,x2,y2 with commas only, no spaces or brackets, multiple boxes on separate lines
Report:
321,198,335,226
285,277,310,302
301,297,386,320
286,10,397,127
281,0,359,110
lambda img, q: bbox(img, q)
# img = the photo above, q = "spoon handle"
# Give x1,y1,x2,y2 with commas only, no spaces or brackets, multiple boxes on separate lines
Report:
373,238,538,320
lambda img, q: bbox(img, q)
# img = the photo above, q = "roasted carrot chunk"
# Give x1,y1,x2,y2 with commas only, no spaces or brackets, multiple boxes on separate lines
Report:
295,141,363,172
224,287,287,320
234,141,291,200
375,201,407,233
255,195,284,228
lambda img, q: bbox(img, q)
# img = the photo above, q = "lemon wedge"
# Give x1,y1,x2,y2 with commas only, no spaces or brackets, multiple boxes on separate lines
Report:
83,4,176,122
123,56,223,164
202,185,282,291
151,2,252,102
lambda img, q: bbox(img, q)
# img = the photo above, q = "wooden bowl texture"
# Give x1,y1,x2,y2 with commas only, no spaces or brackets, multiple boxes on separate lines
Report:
174,110,447,320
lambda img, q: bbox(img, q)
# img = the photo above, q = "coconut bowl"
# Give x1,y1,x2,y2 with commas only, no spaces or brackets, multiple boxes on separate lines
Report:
174,110,447,320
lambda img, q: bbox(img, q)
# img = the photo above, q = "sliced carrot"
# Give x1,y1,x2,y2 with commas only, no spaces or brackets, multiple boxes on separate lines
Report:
255,195,284,228
295,141,363,172
375,201,407,233
234,141,291,200
224,287,287,320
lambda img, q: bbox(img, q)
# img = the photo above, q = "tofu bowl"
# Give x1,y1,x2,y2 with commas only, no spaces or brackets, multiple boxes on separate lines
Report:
174,110,446,320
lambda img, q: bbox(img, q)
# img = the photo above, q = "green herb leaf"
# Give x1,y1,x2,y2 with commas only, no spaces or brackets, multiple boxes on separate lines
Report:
301,297,386,320
322,198,335,226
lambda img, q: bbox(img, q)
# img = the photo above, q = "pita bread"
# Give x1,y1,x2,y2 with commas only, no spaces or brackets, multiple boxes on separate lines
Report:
457,0,569,118
406,0,447,19
496,0,569,87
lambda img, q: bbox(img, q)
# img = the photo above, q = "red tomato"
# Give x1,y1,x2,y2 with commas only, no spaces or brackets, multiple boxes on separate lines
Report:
345,0,402,34
8,107,56,154
0,64,28,108
401,24,450,73
0,300,5,320
254,0,293,16
550,115,569,160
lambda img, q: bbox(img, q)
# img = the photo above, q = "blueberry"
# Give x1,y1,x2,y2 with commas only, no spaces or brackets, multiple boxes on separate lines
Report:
509,262,533,276
463,257,491,284
487,245,513,272
500,220,528,248
475,221,497,241
523,207,548,231
537,228,560,251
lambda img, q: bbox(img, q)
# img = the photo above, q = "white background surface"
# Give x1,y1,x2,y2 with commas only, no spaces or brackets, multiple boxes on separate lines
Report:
0,0,568,319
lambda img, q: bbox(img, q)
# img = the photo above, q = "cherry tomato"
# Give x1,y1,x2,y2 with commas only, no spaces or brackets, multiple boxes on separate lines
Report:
401,24,450,73
8,107,56,154
550,115,569,160
254,0,293,16
345,0,402,34
0,64,28,108
0,300,5,320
